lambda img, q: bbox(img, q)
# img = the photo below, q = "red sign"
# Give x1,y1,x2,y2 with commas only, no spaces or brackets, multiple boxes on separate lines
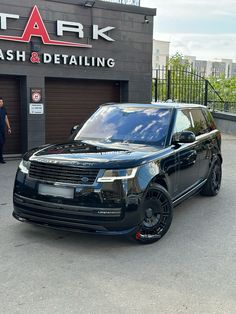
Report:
31,88,42,103
0,6,92,48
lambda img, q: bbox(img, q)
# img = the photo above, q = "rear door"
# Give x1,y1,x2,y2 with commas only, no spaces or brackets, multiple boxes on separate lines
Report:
189,108,212,182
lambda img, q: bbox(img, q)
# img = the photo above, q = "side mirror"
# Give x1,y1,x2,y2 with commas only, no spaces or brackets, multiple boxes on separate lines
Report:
172,131,196,144
70,124,80,135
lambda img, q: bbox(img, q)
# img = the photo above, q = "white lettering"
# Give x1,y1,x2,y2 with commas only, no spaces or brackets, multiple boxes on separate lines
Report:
78,56,83,66
0,48,115,68
97,57,105,67
107,58,115,68
16,50,25,61
84,56,90,66
0,49,4,60
93,25,115,42
54,54,60,64
43,53,52,63
6,50,14,61
91,57,95,67
69,55,77,65
0,13,19,30
61,54,69,64
57,21,84,38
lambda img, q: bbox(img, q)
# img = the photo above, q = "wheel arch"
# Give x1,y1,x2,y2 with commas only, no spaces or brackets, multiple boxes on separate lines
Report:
217,153,223,164
151,175,168,191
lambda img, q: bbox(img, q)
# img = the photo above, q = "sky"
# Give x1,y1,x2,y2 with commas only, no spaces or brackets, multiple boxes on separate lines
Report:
140,0,236,61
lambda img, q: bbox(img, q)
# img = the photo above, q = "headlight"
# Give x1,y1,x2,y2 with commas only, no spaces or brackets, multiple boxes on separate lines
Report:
19,160,31,174
97,168,138,183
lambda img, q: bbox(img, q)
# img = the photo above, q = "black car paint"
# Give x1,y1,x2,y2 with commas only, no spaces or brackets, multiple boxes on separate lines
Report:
13,104,222,236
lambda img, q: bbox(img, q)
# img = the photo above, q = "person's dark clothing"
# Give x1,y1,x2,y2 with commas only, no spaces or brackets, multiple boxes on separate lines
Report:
0,145,4,163
0,107,7,162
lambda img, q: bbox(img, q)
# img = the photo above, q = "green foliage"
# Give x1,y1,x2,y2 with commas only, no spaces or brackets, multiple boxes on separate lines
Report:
153,53,204,103
169,54,236,111
153,53,236,112
208,75,236,103
167,52,191,71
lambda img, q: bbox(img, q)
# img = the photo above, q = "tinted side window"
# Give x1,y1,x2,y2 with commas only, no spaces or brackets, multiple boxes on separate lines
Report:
190,109,209,136
202,108,216,131
174,109,193,134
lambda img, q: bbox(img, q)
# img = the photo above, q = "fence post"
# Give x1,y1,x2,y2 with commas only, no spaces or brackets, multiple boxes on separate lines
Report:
155,70,158,102
167,69,171,100
204,80,208,107
224,102,229,112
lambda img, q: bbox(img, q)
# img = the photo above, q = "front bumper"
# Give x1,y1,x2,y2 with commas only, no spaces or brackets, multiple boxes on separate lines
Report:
13,194,139,235
13,170,145,236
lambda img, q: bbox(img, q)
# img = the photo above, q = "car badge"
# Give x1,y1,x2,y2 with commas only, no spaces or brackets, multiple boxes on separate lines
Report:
81,177,89,183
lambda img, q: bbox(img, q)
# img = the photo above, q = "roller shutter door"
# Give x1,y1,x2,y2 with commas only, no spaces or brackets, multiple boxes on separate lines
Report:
45,78,120,144
0,76,21,154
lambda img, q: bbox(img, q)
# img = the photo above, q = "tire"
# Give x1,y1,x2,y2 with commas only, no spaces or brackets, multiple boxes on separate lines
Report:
201,156,222,196
131,184,173,244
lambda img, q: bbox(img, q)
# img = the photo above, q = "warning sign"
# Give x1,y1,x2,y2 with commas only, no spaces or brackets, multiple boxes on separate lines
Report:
31,88,42,103
29,103,44,115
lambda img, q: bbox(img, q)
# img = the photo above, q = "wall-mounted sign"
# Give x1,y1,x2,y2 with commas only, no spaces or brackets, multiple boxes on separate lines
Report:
0,6,115,49
0,49,115,68
31,88,42,103
29,103,44,115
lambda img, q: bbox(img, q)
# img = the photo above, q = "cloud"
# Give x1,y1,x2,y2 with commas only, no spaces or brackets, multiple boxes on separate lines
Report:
166,33,236,60
141,0,236,60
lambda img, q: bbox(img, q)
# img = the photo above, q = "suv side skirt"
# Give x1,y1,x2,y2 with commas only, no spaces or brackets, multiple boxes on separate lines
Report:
173,179,207,207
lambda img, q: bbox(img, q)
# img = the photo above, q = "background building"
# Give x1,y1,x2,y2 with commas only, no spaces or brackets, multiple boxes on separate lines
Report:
152,40,170,69
185,56,236,78
0,0,155,155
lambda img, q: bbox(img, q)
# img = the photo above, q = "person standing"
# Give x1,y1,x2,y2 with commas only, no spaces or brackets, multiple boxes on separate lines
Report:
0,97,11,164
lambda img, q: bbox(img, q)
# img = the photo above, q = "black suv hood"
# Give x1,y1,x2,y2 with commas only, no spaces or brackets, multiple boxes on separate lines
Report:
29,140,168,169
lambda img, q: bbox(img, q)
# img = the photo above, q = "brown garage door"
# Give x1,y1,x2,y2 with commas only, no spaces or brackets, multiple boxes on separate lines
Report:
0,76,21,154
45,78,120,144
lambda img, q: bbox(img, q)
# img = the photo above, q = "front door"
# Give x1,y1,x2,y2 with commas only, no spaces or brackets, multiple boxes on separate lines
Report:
172,109,198,196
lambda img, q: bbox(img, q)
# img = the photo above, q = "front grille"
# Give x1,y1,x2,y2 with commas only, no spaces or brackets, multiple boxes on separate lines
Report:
29,161,99,185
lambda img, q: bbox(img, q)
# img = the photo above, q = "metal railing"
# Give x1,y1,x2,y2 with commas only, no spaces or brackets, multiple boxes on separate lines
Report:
152,67,236,113
101,0,140,5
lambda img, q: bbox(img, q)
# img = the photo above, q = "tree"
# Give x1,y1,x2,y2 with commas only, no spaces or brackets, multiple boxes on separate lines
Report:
208,75,236,103
153,53,205,104
206,74,236,112
167,52,191,71
153,53,236,112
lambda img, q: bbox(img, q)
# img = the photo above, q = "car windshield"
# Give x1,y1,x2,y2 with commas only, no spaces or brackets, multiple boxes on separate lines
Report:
75,105,172,147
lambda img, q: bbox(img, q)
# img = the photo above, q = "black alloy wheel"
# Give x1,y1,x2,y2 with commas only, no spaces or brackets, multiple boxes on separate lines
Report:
201,157,222,196
133,184,173,244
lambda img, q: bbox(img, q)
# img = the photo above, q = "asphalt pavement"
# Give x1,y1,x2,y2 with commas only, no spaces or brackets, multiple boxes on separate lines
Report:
0,135,235,314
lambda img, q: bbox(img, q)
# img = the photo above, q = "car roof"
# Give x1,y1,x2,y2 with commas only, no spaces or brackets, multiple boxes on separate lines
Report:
102,102,206,109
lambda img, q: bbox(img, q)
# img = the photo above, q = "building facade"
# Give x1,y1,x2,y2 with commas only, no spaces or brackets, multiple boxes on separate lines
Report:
185,55,236,78
0,0,155,155
152,40,170,69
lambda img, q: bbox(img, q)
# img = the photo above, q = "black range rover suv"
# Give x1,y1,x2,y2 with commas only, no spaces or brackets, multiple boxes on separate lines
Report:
13,103,222,244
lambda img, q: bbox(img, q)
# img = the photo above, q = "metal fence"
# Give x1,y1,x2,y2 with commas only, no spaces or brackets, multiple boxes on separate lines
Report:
152,68,236,113
101,0,140,5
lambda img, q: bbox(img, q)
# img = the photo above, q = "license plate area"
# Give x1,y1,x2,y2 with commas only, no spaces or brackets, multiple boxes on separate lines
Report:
38,184,74,199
